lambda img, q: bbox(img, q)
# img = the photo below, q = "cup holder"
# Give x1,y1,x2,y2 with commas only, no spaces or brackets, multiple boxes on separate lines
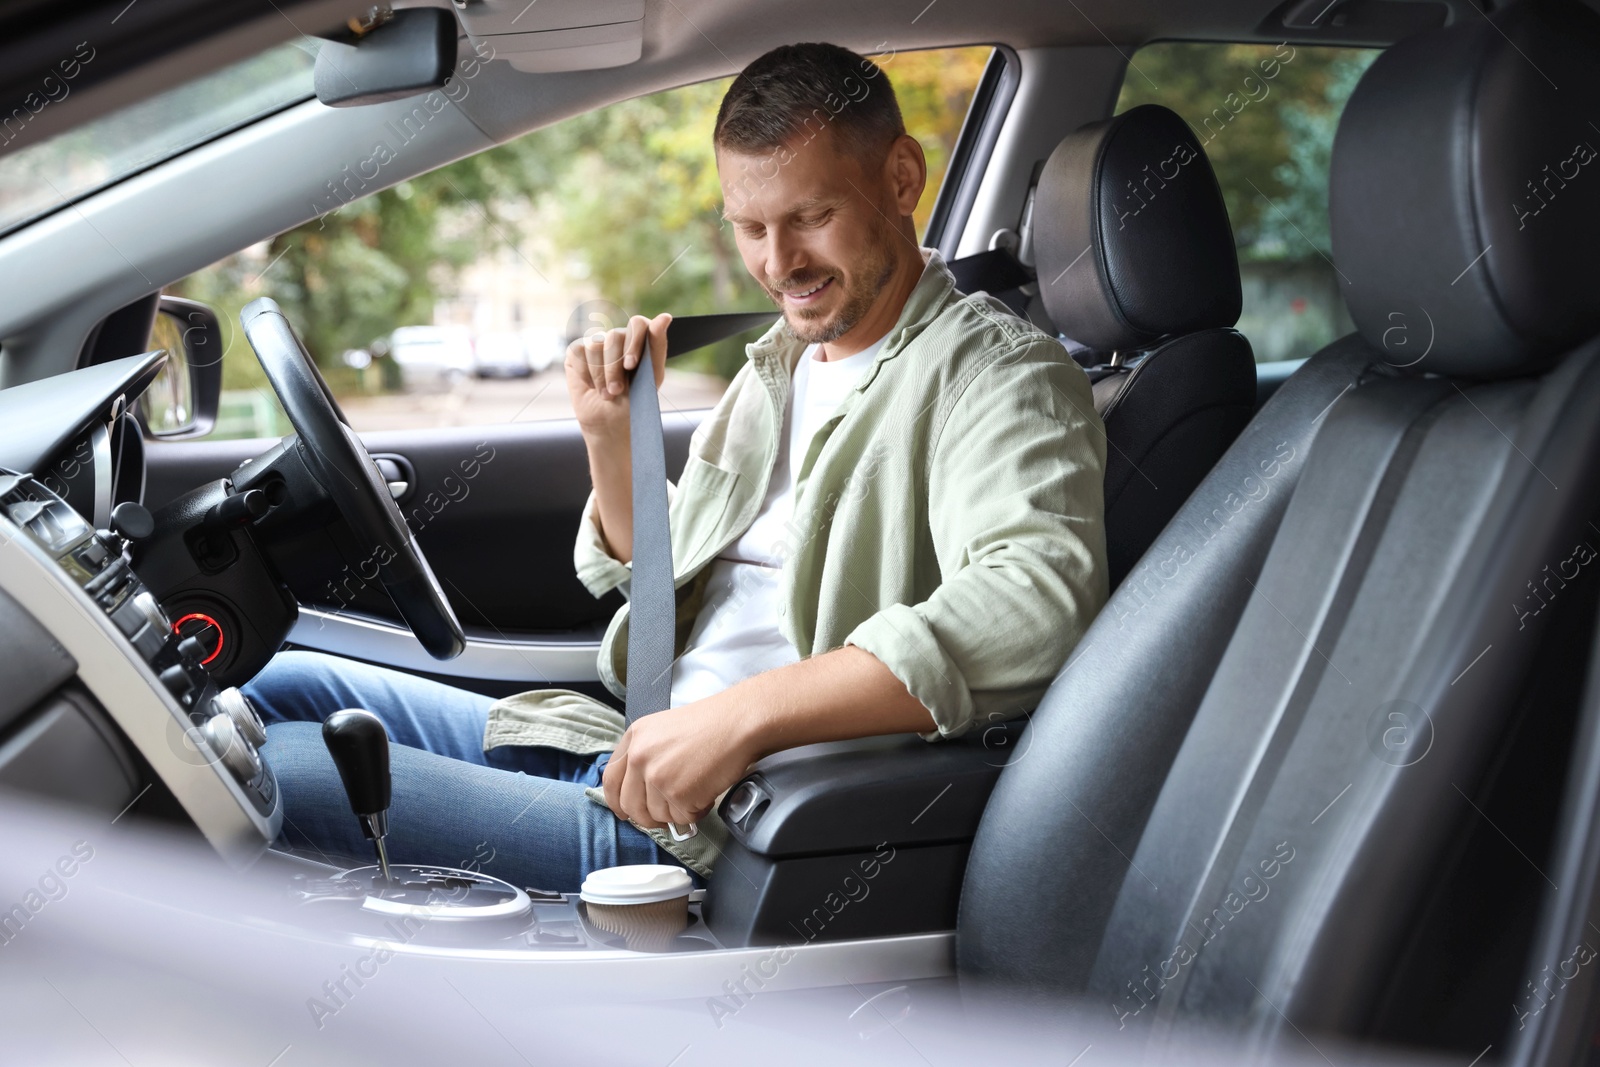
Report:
287,864,723,953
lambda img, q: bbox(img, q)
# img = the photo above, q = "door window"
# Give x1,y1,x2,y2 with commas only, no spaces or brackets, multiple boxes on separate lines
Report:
164,45,995,439
1116,42,1377,362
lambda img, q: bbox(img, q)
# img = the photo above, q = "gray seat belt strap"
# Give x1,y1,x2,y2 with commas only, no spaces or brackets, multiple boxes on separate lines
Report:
623,338,677,726
620,312,777,841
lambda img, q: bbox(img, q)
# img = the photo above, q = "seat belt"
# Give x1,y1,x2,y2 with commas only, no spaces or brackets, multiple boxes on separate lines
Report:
946,246,1034,296
624,311,778,840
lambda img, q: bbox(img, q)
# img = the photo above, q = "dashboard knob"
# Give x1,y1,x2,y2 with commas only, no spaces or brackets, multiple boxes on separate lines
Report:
157,664,192,700
212,687,267,748
200,711,261,785
132,592,168,632
170,612,224,667
110,501,154,542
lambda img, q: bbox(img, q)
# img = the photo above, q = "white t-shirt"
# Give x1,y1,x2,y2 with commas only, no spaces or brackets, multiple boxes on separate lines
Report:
669,334,887,707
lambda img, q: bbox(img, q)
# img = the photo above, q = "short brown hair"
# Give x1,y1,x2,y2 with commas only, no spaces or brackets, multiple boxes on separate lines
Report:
713,42,905,167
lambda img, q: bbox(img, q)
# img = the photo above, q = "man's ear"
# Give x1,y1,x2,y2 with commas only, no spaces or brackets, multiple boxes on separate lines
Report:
884,134,927,218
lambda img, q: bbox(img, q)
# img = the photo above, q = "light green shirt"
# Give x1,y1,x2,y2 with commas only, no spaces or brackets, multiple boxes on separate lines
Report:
482,248,1110,876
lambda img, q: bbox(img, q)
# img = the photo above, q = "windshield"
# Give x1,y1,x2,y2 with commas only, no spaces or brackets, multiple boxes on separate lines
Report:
0,39,318,238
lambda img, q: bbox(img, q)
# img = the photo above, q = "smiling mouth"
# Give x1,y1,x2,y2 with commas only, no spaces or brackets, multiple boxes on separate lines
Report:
780,277,834,305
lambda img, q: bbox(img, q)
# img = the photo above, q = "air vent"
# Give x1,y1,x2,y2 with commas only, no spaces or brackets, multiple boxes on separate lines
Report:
0,470,92,555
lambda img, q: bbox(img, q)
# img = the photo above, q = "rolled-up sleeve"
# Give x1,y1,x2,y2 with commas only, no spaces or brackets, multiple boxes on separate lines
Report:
844,343,1110,738
572,480,681,601
572,491,632,600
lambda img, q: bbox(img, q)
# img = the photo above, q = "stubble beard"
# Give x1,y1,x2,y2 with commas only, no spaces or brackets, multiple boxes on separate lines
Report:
773,216,900,346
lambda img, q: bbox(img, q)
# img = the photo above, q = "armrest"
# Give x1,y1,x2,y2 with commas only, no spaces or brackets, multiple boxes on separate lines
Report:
718,721,1024,856
702,721,1025,947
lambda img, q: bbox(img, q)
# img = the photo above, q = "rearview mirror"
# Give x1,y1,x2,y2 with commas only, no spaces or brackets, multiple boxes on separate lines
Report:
140,296,223,438
314,7,458,108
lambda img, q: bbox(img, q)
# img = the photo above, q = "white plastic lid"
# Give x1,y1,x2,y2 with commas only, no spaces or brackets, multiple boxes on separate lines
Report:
579,864,693,905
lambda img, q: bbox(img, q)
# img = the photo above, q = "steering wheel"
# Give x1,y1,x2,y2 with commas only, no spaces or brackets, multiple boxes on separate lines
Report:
240,297,465,660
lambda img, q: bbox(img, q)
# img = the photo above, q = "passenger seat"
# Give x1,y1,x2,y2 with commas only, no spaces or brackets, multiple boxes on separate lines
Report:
960,2,1600,1060
1032,103,1258,588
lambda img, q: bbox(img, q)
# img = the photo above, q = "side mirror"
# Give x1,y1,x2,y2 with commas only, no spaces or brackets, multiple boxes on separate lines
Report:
140,296,223,439
314,7,458,108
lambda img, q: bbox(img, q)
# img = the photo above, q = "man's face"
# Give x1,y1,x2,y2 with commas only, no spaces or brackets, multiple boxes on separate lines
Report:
717,128,901,345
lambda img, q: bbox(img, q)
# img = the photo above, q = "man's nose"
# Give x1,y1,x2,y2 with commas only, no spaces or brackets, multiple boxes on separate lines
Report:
764,228,806,284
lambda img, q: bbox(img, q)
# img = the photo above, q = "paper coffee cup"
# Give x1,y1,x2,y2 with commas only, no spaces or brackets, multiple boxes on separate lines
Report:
579,864,692,951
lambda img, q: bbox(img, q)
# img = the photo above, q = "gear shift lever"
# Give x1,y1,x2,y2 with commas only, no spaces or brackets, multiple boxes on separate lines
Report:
322,709,394,883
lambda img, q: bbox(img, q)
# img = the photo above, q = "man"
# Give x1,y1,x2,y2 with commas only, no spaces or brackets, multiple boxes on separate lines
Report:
250,42,1109,890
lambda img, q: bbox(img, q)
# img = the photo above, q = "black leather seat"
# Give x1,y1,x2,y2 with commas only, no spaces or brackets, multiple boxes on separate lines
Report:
959,0,1600,1058
1033,103,1258,588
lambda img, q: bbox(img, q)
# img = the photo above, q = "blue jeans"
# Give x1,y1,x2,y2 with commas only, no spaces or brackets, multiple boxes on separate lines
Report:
245,650,689,894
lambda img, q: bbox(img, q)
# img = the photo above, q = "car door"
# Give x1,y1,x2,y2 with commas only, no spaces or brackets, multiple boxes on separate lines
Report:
142,414,701,700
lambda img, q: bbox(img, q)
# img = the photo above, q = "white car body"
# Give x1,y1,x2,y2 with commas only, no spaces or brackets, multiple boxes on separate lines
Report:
386,325,473,386
470,330,532,378
524,331,565,374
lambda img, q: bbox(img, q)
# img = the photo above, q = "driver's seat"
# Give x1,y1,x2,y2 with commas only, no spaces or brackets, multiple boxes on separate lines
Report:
1033,102,1258,589
701,102,1256,947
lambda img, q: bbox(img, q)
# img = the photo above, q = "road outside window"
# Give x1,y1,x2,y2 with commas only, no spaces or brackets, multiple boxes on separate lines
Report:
167,46,993,440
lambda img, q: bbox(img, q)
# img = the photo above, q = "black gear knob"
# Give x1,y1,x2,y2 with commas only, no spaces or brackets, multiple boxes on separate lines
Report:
323,709,390,817
322,709,393,881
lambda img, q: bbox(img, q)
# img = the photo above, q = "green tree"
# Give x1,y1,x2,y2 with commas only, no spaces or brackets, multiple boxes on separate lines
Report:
1255,52,1373,257
174,132,560,393
1116,43,1376,261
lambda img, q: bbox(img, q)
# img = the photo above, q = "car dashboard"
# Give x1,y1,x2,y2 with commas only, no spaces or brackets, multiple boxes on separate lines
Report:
0,356,281,863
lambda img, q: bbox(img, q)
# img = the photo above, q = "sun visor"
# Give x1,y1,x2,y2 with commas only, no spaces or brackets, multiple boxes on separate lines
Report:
453,0,644,73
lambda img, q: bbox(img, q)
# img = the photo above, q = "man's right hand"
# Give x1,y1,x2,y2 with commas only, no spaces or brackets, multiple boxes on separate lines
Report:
565,311,672,443
565,311,671,563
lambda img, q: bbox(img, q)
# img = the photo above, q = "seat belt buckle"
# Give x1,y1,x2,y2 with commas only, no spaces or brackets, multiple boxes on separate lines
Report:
668,821,698,841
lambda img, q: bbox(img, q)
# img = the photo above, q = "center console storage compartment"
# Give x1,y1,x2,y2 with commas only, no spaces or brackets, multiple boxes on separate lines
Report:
703,726,1021,946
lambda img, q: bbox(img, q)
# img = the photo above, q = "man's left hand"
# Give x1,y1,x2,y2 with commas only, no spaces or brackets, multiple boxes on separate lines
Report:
601,696,757,830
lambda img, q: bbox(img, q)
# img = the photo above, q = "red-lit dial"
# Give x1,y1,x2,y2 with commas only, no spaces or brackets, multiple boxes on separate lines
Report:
171,612,224,666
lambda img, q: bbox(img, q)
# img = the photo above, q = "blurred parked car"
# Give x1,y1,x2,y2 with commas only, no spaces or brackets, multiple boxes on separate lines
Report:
525,330,565,374
385,324,473,387
471,330,533,378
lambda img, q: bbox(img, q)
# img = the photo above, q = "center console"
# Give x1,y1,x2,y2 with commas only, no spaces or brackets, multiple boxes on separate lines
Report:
703,725,1020,947
287,863,725,953
281,706,728,954
0,469,280,861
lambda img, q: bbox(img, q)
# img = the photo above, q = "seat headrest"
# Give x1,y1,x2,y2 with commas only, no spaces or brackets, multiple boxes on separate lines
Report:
1032,104,1242,354
1331,0,1600,379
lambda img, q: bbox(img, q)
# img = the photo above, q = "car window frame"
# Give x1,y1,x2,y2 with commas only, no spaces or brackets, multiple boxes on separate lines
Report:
924,45,1021,259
